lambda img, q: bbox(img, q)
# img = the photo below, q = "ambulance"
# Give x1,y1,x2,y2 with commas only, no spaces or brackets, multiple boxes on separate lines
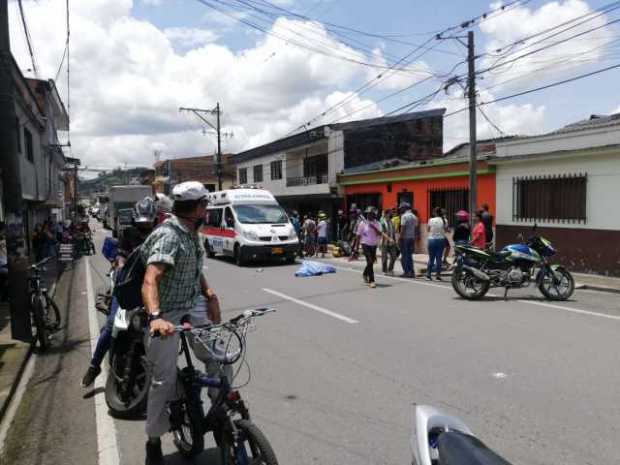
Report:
201,187,299,266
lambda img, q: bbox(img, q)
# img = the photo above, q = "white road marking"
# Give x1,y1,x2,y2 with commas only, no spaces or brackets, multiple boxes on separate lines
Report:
262,288,359,324
492,372,508,379
85,257,121,465
516,299,620,322
328,262,620,323
0,351,36,455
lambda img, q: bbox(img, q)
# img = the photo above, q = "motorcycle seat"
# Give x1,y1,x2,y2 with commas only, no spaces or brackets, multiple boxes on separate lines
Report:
437,431,512,465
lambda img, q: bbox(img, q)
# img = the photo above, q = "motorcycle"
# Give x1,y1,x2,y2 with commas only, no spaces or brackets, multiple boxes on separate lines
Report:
451,227,574,301
104,306,150,418
411,404,512,465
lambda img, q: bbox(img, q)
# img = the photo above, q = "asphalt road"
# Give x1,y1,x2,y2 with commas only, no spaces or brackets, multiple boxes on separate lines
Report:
3,223,619,465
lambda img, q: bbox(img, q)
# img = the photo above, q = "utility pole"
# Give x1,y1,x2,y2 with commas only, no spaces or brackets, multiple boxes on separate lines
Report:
215,102,222,191
438,29,478,226
467,30,477,225
0,0,31,341
179,105,233,191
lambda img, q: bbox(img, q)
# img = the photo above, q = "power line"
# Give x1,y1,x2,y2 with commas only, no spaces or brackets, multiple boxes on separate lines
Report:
17,0,38,76
477,106,506,136
478,13,620,76
479,0,620,62
444,60,620,118
197,0,430,73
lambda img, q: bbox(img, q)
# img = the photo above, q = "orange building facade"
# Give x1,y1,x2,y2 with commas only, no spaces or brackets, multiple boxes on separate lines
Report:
339,159,496,224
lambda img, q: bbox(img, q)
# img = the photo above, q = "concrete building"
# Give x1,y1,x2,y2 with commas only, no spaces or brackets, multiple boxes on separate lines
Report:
234,110,445,221
491,113,620,276
9,64,68,248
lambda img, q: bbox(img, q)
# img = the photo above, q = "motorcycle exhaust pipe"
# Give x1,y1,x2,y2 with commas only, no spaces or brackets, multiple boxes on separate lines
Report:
462,264,491,282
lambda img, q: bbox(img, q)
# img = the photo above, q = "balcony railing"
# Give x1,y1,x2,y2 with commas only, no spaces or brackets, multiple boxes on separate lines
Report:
286,175,328,187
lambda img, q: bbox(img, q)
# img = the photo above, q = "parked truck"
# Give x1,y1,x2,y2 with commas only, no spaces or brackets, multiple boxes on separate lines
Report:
106,185,152,237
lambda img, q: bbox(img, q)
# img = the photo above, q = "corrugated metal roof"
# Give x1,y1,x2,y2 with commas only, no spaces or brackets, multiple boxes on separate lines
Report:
544,113,620,136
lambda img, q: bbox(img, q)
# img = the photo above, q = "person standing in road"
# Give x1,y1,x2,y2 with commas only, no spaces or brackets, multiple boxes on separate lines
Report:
441,208,452,268
426,207,447,281
380,209,398,275
481,203,494,249
357,207,383,288
453,210,471,245
398,202,417,278
471,210,487,249
317,212,329,258
302,214,317,257
141,182,221,465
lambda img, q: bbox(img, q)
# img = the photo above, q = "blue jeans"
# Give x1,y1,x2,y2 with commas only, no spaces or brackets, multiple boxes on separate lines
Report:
400,238,414,275
90,296,119,368
427,238,445,277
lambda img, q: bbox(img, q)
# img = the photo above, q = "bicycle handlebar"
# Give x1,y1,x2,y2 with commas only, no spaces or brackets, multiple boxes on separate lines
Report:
153,307,276,336
31,256,52,270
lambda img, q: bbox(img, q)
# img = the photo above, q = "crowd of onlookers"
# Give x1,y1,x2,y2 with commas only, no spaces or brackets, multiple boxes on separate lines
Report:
31,213,93,262
288,202,494,288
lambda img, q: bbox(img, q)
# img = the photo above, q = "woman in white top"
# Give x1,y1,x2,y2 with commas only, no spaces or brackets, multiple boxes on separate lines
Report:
426,207,447,281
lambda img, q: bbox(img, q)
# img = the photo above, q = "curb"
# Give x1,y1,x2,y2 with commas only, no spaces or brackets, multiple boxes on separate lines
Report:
0,344,33,425
578,284,620,295
0,279,58,425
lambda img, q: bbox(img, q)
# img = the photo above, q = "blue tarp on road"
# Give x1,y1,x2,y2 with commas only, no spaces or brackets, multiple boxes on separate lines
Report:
295,260,337,277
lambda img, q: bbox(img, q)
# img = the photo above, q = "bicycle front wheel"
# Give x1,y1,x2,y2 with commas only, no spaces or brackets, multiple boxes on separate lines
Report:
221,419,279,465
170,375,204,457
44,294,61,331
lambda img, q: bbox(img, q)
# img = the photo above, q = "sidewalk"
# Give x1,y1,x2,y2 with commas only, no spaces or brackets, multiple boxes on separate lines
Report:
0,258,60,422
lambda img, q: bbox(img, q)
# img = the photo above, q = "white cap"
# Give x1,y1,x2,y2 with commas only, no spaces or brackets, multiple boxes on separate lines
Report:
172,181,209,201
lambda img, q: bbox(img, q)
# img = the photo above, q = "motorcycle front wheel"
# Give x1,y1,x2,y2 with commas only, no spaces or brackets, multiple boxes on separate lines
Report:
452,269,490,300
538,266,574,301
105,351,150,418
220,419,279,465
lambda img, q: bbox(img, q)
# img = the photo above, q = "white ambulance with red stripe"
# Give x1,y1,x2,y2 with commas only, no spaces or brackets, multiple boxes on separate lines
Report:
201,187,299,266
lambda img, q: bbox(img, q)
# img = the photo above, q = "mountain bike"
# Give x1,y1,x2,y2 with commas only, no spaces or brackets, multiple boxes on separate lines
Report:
28,257,61,351
161,307,279,465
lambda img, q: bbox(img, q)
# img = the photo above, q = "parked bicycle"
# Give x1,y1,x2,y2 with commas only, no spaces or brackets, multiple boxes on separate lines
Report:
160,307,278,465
28,257,61,351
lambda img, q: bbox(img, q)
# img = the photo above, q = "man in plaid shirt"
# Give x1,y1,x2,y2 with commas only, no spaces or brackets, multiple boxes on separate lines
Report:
141,181,221,465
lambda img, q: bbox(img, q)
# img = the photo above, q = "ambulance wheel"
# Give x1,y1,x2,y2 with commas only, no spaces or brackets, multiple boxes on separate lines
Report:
234,244,246,266
205,240,215,258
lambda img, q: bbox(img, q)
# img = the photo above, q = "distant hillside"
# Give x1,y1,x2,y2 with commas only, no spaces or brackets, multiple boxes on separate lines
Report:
79,167,151,197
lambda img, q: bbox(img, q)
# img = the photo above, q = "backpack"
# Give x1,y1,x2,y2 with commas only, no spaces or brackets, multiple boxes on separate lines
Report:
113,245,146,310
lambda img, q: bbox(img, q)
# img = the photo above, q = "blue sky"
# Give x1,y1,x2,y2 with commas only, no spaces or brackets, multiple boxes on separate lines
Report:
9,0,620,169
132,0,620,133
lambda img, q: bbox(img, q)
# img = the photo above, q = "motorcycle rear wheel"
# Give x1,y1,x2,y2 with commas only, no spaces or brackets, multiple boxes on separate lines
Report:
538,267,574,301
452,269,490,300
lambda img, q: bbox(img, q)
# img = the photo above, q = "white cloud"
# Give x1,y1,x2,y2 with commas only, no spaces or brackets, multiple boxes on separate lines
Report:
611,105,620,114
8,4,379,168
365,48,433,91
164,27,218,49
479,0,619,90
433,87,546,151
141,0,162,5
